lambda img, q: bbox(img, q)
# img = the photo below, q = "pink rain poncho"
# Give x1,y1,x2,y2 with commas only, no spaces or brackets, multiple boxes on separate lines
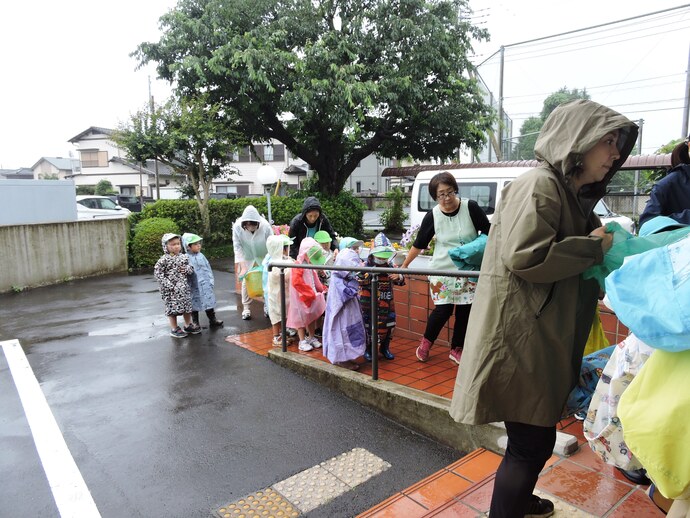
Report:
286,238,326,329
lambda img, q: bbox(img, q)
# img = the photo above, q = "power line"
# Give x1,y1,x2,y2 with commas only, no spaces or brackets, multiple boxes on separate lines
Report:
506,15,685,58
502,4,690,49
504,25,690,63
502,74,685,101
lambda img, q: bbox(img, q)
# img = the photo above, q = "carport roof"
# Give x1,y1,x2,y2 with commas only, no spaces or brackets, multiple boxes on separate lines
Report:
381,154,673,177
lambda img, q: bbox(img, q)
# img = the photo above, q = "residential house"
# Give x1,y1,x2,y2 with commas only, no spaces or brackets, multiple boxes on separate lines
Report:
0,167,34,180
66,127,180,198
30,157,81,180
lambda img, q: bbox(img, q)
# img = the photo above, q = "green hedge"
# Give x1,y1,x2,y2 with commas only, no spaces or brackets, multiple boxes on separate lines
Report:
131,217,180,268
139,193,365,246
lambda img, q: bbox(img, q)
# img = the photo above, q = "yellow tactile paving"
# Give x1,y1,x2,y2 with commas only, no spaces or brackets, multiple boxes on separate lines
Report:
216,448,391,517
215,488,300,518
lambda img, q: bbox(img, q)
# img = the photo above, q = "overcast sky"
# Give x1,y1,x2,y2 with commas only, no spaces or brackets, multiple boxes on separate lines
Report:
0,0,688,168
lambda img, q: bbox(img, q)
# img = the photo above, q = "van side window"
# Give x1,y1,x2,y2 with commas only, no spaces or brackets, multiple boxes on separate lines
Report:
458,182,497,215
418,182,497,215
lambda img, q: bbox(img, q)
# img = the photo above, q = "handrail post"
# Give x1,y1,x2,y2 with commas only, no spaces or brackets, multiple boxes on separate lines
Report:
280,268,287,352
370,273,379,381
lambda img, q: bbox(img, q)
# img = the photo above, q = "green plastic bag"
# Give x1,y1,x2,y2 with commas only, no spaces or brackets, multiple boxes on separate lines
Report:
583,224,690,290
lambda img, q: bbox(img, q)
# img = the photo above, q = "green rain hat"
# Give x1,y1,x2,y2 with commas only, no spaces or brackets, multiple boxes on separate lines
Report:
314,230,332,244
307,245,328,265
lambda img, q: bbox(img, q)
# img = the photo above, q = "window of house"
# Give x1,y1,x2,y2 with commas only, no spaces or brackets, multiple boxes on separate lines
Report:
238,147,251,162
121,186,136,195
80,150,108,168
216,185,238,194
356,181,361,193
273,144,285,161
263,145,274,161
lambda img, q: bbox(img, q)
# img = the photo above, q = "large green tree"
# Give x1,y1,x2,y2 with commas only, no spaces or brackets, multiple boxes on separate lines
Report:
134,0,494,195
514,87,590,160
115,94,247,236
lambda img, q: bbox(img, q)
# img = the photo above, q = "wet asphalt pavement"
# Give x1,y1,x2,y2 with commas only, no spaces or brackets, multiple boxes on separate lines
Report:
0,259,460,518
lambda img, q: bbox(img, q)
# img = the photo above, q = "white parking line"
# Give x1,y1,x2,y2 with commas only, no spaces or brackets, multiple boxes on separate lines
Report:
1,339,101,518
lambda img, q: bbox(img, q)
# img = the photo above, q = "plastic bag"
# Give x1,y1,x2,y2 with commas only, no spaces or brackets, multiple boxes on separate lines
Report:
583,225,690,290
605,234,690,352
564,344,615,417
583,306,610,356
619,349,690,499
448,234,488,270
583,334,654,470
244,266,264,298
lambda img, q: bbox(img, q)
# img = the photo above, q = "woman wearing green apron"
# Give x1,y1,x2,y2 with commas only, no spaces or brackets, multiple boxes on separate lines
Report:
401,172,490,364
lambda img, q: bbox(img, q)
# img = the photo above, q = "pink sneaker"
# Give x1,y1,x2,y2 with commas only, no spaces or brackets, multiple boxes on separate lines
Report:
449,348,463,365
416,337,433,362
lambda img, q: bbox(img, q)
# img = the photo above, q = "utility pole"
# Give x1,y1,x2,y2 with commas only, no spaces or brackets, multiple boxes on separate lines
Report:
497,46,505,161
149,76,161,200
633,118,644,224
682,43,690,139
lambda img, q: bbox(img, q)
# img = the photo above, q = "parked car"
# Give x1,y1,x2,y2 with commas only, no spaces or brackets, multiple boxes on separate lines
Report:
76,195,131,221
106,194,142,212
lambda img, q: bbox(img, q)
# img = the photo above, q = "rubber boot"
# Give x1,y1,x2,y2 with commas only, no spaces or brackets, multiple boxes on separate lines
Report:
191,311,200,326
206,308,223,327
380,338,394,360
363,338,372,362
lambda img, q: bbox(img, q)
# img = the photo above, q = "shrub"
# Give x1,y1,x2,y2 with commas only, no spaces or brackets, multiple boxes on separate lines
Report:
131,217,180,268
380,187,408,234
132,191,365,256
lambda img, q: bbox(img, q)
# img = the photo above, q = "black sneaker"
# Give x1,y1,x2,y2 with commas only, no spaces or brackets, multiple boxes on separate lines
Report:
184,323,202,335
524,495,554,517
617,467,651,485
170,327,188,338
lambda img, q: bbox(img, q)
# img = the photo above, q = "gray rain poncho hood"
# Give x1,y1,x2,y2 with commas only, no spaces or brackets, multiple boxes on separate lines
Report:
534,99,638,201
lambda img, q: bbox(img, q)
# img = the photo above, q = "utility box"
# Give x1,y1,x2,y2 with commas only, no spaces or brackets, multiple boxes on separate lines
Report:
0,179,77,226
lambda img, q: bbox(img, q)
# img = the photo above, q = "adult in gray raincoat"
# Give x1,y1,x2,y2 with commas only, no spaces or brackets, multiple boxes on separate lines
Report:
449,100,637,518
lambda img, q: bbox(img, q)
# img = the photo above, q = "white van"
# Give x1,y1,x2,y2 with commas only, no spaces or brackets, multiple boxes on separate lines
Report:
409,167,634,233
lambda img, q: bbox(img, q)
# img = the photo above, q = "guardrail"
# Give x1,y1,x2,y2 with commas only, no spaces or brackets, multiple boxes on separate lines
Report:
268,260,478,380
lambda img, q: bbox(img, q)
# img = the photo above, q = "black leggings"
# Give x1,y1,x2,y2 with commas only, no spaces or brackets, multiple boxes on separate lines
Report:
423,303,471,350
490,421,557,518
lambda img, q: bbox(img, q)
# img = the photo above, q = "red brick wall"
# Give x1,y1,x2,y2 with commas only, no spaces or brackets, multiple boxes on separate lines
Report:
393,278,628,348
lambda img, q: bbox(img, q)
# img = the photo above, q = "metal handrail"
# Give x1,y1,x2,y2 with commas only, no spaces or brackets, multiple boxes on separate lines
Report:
268,260,478,380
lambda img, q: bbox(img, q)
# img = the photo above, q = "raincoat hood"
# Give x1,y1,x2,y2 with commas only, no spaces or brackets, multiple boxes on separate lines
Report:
181,233,202,252
336,248,360,267
301,196,322,217
297,237,318,262
266,235,287,260
239,205,264,225
161,233,181,254
534,99,638,199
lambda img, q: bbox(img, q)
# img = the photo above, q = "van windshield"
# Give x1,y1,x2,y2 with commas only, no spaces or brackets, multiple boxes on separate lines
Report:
419,182,497,215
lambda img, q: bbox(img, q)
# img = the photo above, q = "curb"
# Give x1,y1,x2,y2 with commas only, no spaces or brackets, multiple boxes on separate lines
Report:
267,350,578,456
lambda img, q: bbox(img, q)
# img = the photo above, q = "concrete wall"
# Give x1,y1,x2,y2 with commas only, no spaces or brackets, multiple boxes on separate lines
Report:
0,179,77,225
0,219,128,293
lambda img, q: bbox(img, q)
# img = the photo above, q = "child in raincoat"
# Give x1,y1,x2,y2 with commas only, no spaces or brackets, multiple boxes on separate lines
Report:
287,237,328,352
359,233,405,361
322,247,366,370
154,233,198,338
264,234,295,346
232,205,272,320
182,233,223,329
